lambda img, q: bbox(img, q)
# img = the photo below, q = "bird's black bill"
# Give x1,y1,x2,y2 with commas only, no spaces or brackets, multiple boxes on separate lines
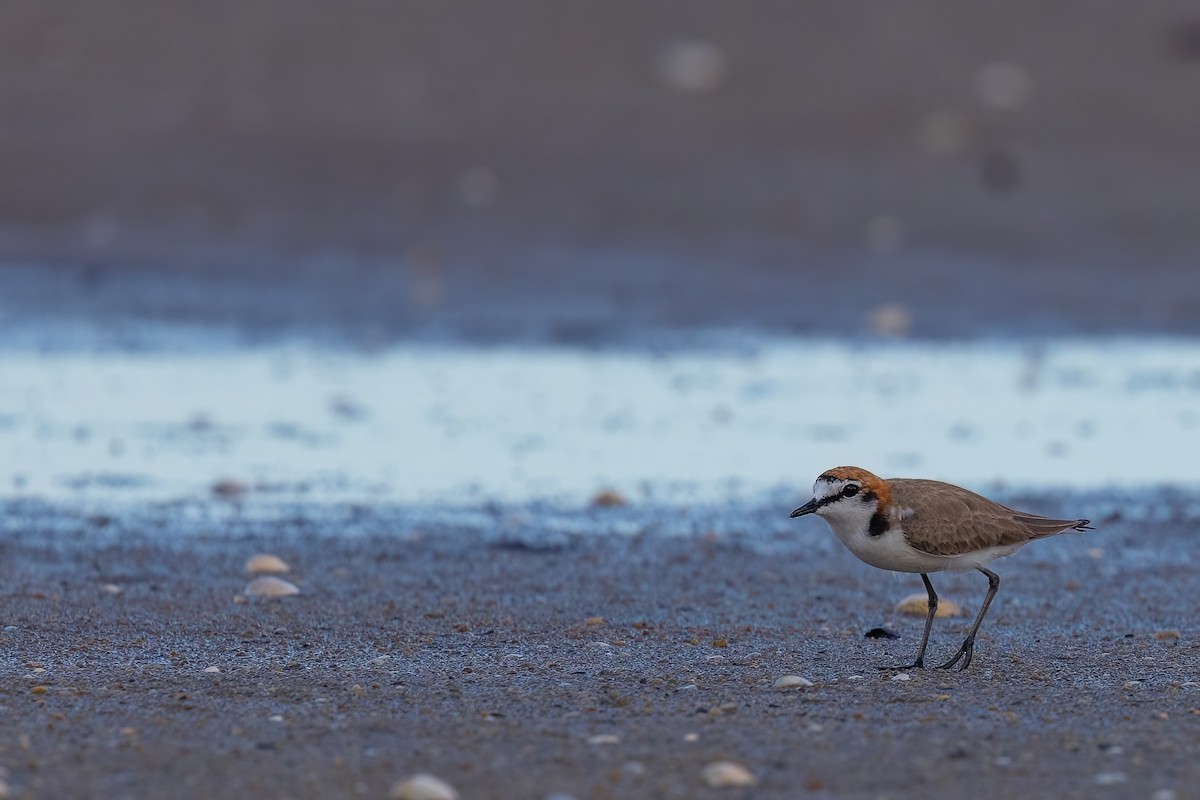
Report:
790,498,819,518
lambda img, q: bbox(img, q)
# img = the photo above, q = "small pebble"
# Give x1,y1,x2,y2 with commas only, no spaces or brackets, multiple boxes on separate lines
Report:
203,666,221,674
244,577,300,597
245,554,290,575
371,655,392,666
1154,630,1180,640
587,734,620,745
895,594,964,617
683,733,699,742
864,627,899,639
1094,772,1127,785
701,761,757,788
892,673,912,682
268,715,283,722
101,583,123,595
773,675,814,690
390,774,460,800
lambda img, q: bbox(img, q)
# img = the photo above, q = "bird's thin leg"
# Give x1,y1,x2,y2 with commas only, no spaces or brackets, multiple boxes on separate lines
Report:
910,573,938,668
878,573,937,670
937,567,1000,671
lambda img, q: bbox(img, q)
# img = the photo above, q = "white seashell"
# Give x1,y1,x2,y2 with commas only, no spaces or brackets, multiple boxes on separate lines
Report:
587,734,620,745
701,761,757,788
389,773,460,800
244,576,300,597
895,593,963,617
892,673,912,682
203,666,221,673
773,675,813,690
244,554,290,574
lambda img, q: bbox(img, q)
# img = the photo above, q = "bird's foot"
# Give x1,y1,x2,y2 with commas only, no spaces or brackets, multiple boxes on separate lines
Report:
877,658,925,671
935,639,975,671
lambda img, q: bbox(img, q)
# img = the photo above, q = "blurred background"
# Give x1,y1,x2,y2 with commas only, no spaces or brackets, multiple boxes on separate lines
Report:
4,0,1200,341
2,2,1200,504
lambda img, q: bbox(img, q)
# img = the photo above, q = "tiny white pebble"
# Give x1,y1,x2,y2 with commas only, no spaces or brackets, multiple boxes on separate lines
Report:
587,734,620,745
773,675,814,690
371,655,392,665
244,576,300,597
847,675,865,681
1124,681,1142,689
683,733,700,742
389,773,460,800
589,641,613,649
701,761,757,788
268,715,283,722
1094,772,1127,785
891,673,912,682
203,666,221,673
807,723,824,732
101,583,123,595
244,553,290,574
678,683,698,691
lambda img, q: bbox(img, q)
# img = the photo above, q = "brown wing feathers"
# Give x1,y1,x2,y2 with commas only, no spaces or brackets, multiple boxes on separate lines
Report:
889,479,1091,557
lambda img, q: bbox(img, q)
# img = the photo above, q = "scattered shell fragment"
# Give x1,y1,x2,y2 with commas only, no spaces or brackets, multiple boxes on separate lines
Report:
591,489,626,508
896,594,964,617
701,761,757,788
657,39,727,93
773,675,814,690
1094,772,1127,786
390,773,460,800
101,583,123,595
203,666,221,674
245,554,290,574
892,673,912,682
683,732,700,742
1154,630,1181,640
212,479,249,501
587,734,621,745
870,304,912,337
244,576,300,597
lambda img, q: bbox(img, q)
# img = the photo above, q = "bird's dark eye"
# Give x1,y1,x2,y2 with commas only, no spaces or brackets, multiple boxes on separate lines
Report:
842,484,860,498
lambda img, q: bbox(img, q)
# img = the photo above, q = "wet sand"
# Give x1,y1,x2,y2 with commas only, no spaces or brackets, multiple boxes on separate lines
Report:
2,496,1197,799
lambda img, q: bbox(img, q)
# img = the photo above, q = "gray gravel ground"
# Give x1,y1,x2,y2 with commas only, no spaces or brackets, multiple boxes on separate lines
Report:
2,495,1197,799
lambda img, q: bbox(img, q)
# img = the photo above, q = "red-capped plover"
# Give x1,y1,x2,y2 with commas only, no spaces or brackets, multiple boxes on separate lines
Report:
791,466,1092,670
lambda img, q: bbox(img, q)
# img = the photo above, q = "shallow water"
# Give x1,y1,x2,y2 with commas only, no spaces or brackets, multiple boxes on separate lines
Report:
2,336,1198,507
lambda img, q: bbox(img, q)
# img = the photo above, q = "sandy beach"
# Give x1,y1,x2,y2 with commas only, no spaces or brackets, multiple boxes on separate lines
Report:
2,495,1198,799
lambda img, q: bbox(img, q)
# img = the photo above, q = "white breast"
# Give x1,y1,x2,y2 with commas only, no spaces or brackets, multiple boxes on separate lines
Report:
824,517,953,574
824,517,1027,573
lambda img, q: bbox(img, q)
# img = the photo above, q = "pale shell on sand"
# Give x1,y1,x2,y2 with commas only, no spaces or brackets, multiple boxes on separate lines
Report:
773,675,813,690
244,553,290,574
244,576,300,597
895,593,963,617
701,761,757,788
389,773,459,800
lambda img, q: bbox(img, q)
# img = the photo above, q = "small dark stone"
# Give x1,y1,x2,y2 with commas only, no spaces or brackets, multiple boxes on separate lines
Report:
948,747,969,760
864,627,899,640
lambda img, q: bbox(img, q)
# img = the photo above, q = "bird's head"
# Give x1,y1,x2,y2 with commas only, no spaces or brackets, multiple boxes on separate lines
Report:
790,466,889,524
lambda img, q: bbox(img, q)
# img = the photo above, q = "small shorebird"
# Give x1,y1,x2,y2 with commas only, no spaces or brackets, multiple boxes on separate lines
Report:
790,466,1091,670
